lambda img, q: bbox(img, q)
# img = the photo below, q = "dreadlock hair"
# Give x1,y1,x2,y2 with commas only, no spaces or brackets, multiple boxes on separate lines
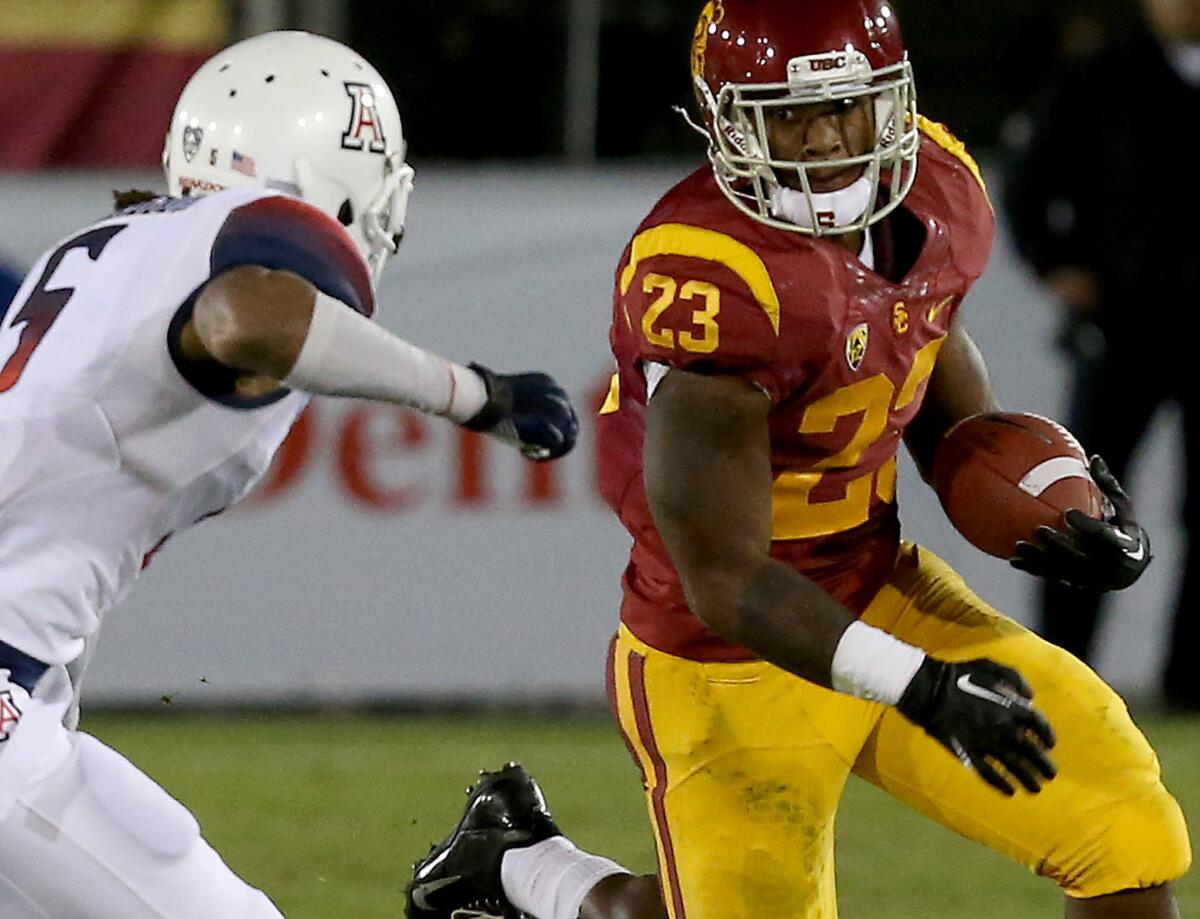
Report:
112,189,161,211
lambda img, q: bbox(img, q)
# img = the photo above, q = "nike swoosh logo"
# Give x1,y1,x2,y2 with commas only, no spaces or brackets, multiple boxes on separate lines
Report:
411,875,462,911
948,736,972,767
1109,528,1146,561
956,673,1018,708
927,296,954,323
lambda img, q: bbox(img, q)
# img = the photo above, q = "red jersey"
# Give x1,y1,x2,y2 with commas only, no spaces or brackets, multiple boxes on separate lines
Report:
597,119,994,662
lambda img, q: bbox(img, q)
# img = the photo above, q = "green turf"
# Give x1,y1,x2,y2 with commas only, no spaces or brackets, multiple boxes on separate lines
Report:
84,710,1198,918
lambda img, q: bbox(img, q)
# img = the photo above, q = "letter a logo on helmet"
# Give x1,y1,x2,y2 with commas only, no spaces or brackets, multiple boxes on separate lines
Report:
342,82,387,154
164,31,414,284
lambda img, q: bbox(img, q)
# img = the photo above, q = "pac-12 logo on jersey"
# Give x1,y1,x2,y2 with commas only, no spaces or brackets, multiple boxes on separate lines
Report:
0,690,22,742
846,322,869,371
342,82,387,154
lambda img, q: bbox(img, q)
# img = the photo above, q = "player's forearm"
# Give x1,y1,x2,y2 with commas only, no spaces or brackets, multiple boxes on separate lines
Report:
282,289,487,421
685,554,924,702
694,554,850,685
193,267,487,421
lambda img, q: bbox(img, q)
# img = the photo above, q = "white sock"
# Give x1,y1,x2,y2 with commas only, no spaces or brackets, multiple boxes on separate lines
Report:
500,836,629,919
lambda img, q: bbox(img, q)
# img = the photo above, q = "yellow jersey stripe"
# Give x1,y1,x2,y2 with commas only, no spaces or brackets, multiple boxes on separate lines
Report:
917,115,992,211
893,335,946,411
620,223,781,336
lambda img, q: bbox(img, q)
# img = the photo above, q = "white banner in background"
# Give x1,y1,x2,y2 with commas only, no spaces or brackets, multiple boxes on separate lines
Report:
0,167,1184,702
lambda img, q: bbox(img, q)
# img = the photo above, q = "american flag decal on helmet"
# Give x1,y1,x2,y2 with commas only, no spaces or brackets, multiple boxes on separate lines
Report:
231,151,257,177
341,81,387,154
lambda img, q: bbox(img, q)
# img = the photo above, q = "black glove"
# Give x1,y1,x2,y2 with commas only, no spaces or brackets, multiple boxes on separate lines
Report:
1009,455,1151,591
463,363,579,461
897,657,1057,796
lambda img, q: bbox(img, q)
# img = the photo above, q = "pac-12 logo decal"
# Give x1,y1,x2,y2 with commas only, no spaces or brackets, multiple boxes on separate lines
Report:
182,125,204,163
342,82,387,154
0,690,22,742
846,322,869,370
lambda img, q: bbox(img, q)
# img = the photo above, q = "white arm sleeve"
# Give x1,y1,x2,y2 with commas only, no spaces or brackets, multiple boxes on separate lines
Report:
283,291,487,422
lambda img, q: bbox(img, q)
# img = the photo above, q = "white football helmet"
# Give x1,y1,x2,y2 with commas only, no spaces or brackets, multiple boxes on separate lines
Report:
164,30,413,282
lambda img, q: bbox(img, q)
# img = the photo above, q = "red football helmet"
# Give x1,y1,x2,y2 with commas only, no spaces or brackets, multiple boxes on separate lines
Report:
690,0,919,235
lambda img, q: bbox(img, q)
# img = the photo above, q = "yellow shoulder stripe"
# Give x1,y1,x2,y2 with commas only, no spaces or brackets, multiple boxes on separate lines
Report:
917,115,992,211
619,223,780,335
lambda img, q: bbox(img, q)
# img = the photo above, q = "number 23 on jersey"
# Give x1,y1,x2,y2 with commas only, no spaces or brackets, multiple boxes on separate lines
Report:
619,223,782,358
638,273,720,354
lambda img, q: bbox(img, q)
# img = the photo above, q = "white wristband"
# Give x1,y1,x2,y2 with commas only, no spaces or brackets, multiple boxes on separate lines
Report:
283,291,487,422
830,621,926,706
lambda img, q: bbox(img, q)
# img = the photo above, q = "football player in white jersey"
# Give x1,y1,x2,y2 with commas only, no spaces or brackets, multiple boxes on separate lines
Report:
0,31,577,918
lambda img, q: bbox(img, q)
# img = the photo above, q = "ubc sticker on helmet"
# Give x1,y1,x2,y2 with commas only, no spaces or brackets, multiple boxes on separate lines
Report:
0,689,22,742
846,323,869,370
342,82,387,154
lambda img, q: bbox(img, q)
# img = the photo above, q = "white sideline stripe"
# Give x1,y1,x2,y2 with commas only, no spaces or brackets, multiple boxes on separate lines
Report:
1017,456,1092,498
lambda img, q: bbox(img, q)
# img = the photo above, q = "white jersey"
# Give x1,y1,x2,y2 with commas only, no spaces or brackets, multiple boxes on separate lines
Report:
0,187,374,671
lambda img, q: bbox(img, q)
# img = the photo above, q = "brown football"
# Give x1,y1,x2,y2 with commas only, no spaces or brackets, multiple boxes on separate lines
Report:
931,412,1106,559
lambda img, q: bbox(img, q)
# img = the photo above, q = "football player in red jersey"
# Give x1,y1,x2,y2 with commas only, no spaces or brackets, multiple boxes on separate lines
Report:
407,2,1187,918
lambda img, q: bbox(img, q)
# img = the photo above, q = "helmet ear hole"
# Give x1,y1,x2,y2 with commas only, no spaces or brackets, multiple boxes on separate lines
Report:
337,200,355,226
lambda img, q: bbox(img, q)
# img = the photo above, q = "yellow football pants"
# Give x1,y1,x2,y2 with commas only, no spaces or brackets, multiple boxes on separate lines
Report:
607,544,1191,919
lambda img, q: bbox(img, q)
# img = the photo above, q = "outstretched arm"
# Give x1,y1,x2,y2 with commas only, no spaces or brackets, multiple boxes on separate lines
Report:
179,265,577,460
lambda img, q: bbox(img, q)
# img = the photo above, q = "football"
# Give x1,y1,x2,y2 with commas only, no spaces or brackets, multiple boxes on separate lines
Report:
931,412,1105,559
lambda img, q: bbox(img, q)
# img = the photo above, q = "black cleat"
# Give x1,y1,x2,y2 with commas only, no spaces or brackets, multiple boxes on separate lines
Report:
405,762,562,919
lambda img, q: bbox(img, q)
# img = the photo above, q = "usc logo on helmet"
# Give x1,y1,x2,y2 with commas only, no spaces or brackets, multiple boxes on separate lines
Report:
691,0,726,81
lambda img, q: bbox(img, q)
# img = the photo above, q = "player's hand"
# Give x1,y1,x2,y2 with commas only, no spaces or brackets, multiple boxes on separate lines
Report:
463,363,579,461
896,657,1057,796
1009,455,1150,591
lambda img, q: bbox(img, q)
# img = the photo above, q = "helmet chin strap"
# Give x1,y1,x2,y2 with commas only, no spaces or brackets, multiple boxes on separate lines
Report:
769,175,873,233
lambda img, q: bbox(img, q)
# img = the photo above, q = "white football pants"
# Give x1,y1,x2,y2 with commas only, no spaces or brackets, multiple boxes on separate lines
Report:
0,668,283,918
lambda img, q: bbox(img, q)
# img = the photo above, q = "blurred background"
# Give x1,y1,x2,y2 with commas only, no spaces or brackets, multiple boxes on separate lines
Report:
1,1,1195,915
0,0,1179,703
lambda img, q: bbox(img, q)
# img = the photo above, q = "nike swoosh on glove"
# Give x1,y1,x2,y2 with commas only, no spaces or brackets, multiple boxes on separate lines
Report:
1010,455,1151,591
897,656,1057,796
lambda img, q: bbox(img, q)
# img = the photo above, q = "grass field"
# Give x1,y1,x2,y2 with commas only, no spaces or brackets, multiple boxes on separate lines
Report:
85,709,1199,918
